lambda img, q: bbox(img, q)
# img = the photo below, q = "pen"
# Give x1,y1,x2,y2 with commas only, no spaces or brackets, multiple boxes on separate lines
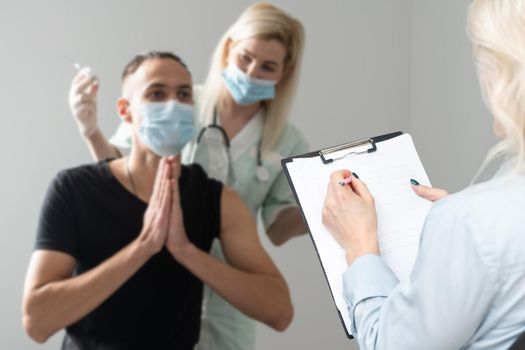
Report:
338,176,352,186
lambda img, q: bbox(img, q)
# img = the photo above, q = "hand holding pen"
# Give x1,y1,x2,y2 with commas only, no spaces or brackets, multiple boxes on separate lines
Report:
323,170,379,265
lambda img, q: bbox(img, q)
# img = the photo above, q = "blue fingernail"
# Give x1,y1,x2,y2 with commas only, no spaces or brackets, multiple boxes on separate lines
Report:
410,179,420,186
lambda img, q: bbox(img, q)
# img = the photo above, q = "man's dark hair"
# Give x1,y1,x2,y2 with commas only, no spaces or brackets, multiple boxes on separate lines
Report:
121,51,190,81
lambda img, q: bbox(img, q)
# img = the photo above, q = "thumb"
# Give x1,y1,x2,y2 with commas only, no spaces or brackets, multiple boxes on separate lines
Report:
350,175,374,203
87,78,99,97
412,183,448,202
79,66,92,78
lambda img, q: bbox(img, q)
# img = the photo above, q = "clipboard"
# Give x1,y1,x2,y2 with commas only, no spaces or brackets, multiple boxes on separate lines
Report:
281,131,432,339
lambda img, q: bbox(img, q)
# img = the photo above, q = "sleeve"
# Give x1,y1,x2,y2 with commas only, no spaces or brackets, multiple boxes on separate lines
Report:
260,128,309,228
35,171,80,258
207,178,223,240
191,164,223,241
342,200,499,350
108,122,132,151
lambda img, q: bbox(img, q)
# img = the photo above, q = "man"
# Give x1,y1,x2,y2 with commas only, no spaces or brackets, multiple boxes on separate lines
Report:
22,51,293,349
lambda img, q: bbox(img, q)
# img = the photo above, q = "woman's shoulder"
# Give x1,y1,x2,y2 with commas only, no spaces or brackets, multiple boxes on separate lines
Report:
428,173,525,246
439,173,525,212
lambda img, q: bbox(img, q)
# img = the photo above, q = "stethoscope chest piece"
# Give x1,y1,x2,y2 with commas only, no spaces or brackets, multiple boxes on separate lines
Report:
256,165,270,182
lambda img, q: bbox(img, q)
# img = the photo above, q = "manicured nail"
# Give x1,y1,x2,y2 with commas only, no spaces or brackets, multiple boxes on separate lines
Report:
352,172,359,179
410,179,420,186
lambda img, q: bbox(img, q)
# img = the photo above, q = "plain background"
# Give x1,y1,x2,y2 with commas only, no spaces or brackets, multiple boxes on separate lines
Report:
0,0,495,349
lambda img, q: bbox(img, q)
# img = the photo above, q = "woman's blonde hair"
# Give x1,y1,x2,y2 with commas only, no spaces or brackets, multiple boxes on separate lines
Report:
468,0,525,176
199,2,305,151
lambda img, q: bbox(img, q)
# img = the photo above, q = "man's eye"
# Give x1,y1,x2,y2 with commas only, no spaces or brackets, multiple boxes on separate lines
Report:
148,90,165,99
177,91,192,100
240,54,251,63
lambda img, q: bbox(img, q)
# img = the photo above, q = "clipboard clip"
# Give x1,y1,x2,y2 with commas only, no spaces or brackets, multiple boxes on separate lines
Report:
319,138,377,164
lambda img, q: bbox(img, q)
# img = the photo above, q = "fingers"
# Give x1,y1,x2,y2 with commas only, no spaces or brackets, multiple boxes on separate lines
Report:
349,175,374,203
170,156,181,180
159,175,172,219
72,74,99,97
329,170,352,184
157,162,173,233
412,184,448,202
329,169,374,203
71,93,96,109
151,158,167,202
73,67,92,81
170,179,181,208
169,160,181,208
86,80,99,97
329,170,355,194
72,68,89,84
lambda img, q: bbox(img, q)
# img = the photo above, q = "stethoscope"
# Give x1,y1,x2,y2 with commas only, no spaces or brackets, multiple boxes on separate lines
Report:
196,108,270,183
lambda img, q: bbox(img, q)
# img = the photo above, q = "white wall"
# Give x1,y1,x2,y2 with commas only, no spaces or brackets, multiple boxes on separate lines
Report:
410,0,496,191
0,0,495,349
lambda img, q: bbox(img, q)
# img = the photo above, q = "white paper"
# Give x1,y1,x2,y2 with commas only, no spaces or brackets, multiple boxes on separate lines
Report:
285,134,432,336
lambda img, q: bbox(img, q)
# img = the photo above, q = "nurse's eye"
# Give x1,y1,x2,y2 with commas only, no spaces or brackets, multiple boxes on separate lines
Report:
240,54,251,63
262,64,276,73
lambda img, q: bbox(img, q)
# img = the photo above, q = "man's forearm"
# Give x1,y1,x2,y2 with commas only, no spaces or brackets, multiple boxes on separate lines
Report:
24,240,152,343
172,243,293,331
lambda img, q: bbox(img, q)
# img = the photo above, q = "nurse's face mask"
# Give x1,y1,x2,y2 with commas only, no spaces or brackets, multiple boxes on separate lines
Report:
137,100,195,157
221,37,287,105
222,62,277,105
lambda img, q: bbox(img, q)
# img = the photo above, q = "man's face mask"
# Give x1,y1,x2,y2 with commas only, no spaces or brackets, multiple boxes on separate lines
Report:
221,62,277,105
137,100,195,156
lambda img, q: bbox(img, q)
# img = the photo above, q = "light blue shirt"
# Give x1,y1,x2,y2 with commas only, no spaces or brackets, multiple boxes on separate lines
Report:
343,162,525,350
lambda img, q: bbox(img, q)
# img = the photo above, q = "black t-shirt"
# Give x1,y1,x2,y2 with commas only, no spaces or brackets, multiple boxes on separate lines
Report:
35,160,222,350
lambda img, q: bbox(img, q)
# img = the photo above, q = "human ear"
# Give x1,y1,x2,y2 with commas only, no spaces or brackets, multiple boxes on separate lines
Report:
117,98,132,124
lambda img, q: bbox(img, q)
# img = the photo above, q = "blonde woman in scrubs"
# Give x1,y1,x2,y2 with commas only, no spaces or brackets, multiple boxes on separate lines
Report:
68,3,308,350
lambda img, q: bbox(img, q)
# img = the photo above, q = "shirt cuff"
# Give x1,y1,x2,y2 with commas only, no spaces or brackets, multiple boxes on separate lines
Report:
343,254,398,316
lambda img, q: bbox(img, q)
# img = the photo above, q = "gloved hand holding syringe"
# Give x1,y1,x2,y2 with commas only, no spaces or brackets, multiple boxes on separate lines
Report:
66,55,99,137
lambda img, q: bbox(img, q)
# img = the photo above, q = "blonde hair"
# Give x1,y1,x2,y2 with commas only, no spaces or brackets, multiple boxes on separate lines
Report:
199,2,305,151
468,0,525,177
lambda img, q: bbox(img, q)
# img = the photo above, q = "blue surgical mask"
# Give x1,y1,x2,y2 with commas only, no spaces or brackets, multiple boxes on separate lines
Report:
138,100,194,156
221,62,277,105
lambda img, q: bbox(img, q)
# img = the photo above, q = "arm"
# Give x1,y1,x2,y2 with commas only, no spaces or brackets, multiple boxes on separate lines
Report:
23,242,153,343
262,172,307,246
23,158,173,343
266,207,306,246
323,170,497,349
263,126,310,246
166,165,293,331
344,205,497,349
68,69,121,161
83,127,121,161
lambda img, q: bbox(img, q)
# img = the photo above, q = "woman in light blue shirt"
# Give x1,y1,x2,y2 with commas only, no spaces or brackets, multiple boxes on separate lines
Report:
322,0,525,349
